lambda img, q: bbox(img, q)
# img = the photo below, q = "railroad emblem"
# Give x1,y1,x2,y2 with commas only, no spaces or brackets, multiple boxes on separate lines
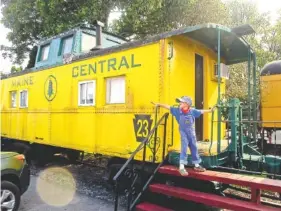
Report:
44,75,57,101
133,115,153,142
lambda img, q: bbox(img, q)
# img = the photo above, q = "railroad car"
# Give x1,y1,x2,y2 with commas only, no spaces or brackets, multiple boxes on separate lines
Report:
0,22,235,165
260,60,281,129
259,60,281,152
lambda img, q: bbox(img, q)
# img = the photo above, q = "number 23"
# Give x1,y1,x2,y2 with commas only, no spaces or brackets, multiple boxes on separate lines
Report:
137,119,149,137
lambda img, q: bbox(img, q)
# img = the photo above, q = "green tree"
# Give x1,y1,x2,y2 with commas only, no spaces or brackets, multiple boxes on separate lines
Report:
113,0,229,38
1,0,124,64
224,0,281,101
1,0,40,64
26,46,38,69
10,65,23,73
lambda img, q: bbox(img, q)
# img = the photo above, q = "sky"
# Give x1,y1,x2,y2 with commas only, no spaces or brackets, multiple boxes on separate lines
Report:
0,0,281,73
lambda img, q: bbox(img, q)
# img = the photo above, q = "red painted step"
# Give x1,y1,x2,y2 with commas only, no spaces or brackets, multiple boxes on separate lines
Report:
135,202,173,211
149,183,281,211
158,165,281,193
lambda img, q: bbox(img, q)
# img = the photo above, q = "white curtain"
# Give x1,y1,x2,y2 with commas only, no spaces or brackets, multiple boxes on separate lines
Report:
81,33,96,52
107,77,125,104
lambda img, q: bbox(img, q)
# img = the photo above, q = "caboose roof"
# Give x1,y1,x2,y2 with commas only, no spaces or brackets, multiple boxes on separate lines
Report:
74,23,253,66
2,23,254,79
171,23,254,65
260,60,281,76
37,24,128,45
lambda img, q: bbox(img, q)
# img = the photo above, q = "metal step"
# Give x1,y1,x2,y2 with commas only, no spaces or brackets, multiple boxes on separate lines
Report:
158,165,281,193
149,183,280,211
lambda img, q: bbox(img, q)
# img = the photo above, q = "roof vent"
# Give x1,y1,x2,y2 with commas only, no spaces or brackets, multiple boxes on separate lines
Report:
91,20,104,51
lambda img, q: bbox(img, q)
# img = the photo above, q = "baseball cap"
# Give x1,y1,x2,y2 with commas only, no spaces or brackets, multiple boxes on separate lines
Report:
176,96,192,106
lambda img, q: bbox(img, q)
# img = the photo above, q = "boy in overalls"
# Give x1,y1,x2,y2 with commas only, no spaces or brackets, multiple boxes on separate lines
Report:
152,96,215,175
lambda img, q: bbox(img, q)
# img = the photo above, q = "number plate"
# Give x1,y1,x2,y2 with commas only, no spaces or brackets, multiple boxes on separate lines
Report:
133,114,153,142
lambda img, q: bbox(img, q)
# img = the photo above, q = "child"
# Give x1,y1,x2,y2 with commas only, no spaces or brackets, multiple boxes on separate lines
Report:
152,96,215,175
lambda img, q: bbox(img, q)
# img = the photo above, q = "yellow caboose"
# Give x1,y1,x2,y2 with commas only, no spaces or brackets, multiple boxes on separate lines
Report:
260,60,281,128
259,60,281,150
1,23,250,166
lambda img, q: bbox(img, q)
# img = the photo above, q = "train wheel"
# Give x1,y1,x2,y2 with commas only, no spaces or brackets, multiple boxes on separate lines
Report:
66,150,81,163
33,145,55,166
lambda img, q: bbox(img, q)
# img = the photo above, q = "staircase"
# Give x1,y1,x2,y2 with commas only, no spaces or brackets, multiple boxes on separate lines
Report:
134,165,281,211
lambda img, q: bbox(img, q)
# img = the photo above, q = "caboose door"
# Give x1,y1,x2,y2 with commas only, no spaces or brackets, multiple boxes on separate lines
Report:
195,54,204,141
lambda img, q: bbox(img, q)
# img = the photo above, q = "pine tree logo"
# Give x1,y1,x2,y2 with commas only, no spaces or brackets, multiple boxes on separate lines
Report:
48,79,53,98
44,75,57,101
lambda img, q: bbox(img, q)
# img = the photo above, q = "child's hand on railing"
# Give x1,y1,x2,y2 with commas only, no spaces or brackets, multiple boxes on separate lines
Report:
211,105,217,112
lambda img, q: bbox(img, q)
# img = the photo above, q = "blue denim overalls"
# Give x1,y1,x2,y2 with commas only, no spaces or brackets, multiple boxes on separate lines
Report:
178,109,201,165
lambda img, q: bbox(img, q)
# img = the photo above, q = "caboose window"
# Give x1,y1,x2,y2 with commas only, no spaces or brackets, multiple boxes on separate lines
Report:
78,80,96,106
10,91,17,108
60,36,73,55
214,63,229,79
19,90,28,108
106,76,125,104
39,44,50,61
81,32,96,52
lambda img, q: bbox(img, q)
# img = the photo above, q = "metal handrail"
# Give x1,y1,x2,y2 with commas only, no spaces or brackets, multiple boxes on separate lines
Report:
113,112,169,211
113,112,169,182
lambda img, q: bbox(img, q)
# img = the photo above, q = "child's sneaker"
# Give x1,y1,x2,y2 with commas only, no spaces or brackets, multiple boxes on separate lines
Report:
179,168,189,176
194,165,206,172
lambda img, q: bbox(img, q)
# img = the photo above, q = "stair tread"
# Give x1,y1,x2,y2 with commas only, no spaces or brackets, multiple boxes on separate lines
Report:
149,183,280,211
136,202,173,211
158,165,281,193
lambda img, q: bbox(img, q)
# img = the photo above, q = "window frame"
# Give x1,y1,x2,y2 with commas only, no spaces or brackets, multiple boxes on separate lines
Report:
19,90,28,108
78,80,96,107
38,43,50,62
213,62,229,81
105,76,126,105
10,91,17,108
58,35,74,56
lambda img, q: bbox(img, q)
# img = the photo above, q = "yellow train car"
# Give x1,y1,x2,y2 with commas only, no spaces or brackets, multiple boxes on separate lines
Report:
259,60,281,151
260,60,281,129
1,23,250,166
